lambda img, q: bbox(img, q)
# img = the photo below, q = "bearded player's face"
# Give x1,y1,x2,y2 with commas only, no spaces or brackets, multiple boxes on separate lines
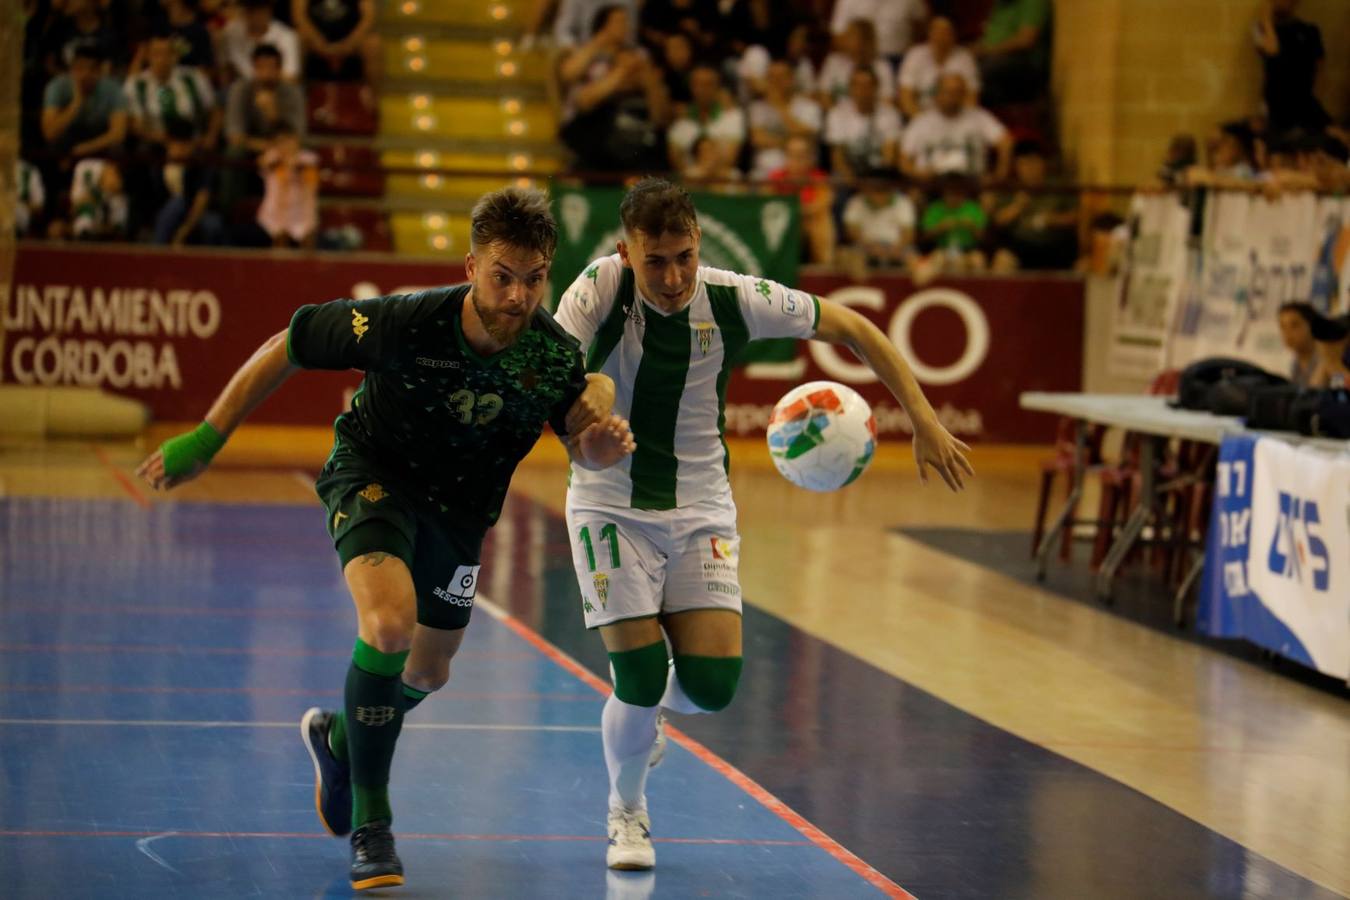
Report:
466,241,551,345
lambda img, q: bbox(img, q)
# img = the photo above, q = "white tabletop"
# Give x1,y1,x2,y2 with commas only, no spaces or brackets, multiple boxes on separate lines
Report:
1019,392,1350,454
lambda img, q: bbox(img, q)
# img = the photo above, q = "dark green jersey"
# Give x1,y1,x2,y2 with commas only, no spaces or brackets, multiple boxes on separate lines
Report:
288,285,587,527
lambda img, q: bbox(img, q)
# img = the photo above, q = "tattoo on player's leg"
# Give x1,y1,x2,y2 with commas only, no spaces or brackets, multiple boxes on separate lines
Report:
360,553,392,566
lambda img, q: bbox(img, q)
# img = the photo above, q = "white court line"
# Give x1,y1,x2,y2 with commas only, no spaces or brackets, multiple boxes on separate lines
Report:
290,470,315,492
0,718,598,732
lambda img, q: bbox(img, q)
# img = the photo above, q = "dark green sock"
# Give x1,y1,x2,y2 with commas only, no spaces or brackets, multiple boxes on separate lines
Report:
345,637,409,829
401,682,429,713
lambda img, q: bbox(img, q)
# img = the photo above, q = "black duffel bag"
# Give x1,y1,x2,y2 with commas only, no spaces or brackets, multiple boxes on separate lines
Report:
1245,384,1305,431
1173,357,1288,412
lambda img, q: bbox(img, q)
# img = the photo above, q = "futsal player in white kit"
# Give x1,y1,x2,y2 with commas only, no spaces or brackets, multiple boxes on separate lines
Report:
553,178,974,869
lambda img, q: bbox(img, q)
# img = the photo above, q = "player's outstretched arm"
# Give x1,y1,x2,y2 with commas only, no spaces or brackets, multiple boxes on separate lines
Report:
812,300,975,492
564,372,617,435
136,329,299,491
567,414,636,471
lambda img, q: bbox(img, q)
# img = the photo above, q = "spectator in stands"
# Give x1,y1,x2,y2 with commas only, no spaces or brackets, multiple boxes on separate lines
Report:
767,134,835,265
974,0,1051,108
915,173,987,281
1253,0,1328,136
825,68,902,185
842,169,916,269
900,73,1011,183
223,44,306,208
829,0,925,69
667,63,746,173
226,45,307,153
738,21,819,104
718,0,798,62
639,0,718,59
1157,133,1198,187
1278,302,1319,387
897,17,979,119
1308,312,1350,389
747,59,823,181
1186,121,1260,187
220,0,302,82
681,135,744,192
557,5,669,172
292,0,379,86
659,32,695,105
818,19,896,108
150,0,216,71
153,119,225,245
45,0,118,70
42,44,128,162
257,124,320,248
125,33,220,152
14,160,46,237
549,0,638,49
70,157,128,240
988,140,1078,271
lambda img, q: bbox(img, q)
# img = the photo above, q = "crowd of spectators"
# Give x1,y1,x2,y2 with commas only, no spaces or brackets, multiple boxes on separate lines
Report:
1160,0,1349,197
541,0,1066,274
17,0,376,247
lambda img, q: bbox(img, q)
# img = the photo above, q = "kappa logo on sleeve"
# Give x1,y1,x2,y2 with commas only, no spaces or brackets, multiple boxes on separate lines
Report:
352,309,371,342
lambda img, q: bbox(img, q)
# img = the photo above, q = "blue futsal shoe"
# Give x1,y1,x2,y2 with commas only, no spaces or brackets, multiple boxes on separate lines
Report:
301,707,352,837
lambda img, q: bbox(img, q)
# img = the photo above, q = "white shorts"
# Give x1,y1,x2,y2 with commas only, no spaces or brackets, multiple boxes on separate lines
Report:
564,491,743,629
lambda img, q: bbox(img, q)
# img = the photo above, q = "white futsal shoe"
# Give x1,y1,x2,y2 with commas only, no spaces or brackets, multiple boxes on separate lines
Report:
648,713,667,769
606,807,655,870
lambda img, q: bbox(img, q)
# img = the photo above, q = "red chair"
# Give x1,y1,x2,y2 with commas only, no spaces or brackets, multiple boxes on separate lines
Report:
316,144,385,198
307,83,378,136
1090,369,1216,580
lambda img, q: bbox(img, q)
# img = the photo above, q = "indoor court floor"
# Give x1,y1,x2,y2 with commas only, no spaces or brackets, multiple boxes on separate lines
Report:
1,434,1347,900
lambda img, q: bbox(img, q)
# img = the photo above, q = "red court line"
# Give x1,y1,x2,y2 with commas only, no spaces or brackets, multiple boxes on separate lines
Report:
493,611,916,900
90,444,151,510
0,683,596,702
0,830,810,847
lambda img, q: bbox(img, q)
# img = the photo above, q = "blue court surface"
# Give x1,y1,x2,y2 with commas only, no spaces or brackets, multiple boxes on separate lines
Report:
1,495,1341,899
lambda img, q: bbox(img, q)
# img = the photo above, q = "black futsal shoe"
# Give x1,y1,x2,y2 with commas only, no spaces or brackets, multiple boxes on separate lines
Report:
350,819,405,890
300,707,352,837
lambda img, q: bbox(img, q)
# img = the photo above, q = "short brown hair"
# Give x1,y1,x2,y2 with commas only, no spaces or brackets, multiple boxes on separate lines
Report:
619,177,697,239
470,186,558,257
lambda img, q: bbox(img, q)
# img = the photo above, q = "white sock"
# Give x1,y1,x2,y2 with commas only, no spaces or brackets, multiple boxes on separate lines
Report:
602,692,660,811
658,660,704,715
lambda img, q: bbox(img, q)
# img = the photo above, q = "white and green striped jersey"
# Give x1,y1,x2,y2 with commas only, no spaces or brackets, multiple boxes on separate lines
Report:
555,254,819,510
124,67,214,134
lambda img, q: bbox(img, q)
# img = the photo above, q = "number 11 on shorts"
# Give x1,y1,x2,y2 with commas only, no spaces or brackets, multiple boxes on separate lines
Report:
578,524,621,571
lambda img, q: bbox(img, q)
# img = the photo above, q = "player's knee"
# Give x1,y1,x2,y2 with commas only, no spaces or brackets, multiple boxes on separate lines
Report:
403,659,450,693
361,609,415,654
609,641,669,707
674,655,742,712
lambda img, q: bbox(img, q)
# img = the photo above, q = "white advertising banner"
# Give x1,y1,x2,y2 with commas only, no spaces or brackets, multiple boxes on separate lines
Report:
1170,193,1320,373
1110,194,1191,379
1199,434,1350,681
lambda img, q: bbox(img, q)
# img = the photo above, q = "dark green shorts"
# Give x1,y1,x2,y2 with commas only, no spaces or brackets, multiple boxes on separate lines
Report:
317,468,487,631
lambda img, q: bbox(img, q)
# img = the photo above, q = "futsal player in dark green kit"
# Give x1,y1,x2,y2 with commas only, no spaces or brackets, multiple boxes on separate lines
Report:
137,187,635,891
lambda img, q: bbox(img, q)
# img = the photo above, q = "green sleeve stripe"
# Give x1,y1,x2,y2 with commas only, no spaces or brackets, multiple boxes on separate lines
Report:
628,305,691,510
811,294,821,333
708,283,750,476
585,266,633,372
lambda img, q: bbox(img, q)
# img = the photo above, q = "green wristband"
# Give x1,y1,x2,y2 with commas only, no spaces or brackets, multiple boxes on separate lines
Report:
160,421,226,477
